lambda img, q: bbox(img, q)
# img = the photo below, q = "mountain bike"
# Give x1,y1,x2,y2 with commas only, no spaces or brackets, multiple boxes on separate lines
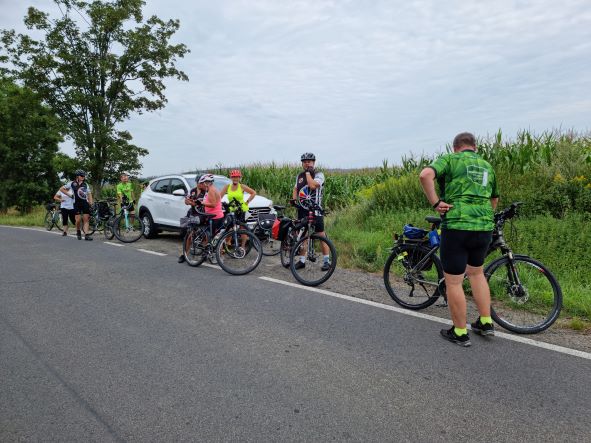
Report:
44,203,63,231
183,208,262,275
383,202,562,334
284,199,337,287
217,204,263,275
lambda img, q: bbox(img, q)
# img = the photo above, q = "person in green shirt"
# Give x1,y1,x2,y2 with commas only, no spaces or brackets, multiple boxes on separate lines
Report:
419,132,500,347
116,172,135,222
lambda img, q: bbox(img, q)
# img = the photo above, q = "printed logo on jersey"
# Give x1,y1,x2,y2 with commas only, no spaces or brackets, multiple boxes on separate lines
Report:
77,187,88,200
467,165,489,187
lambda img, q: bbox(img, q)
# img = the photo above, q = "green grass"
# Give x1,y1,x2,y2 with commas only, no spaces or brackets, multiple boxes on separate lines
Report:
0,206,46,226
327,209,591,321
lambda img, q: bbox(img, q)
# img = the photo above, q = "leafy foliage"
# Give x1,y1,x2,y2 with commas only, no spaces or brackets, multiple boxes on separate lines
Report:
1,0,189,195
0,78,62,212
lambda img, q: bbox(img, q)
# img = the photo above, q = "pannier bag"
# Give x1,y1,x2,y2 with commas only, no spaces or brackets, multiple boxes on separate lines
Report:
258,213,276,230
271,217,292,241
403,224,427,240
97,201,111,219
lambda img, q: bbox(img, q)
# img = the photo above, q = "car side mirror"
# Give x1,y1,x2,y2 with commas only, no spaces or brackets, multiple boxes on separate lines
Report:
172,189,186,196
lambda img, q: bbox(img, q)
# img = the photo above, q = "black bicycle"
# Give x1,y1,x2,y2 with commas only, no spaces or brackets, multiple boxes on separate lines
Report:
88,199,117,239
183,206,262,275
383,202,563,334
278,199,337,287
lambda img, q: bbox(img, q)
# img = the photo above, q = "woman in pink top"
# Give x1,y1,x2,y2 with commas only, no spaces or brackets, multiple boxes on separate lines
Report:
199,174,224,232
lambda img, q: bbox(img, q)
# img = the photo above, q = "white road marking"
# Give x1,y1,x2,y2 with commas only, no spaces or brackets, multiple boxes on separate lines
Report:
259,276,591,361
137,248,167,256
202,263,219,269
104,241,125,247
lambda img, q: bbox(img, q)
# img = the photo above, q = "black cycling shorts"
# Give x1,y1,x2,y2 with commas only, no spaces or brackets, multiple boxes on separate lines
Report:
439,229,493,275
297,209,325,233
74,202,91,215
61,208,76,225
210,217,224,234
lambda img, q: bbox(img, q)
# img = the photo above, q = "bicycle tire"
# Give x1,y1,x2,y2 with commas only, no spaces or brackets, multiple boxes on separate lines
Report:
183,229,208,267
289,234,337,286
216,228,262,275
103,218,115,240
280,232,296,268
112,214,144,243
44,211,54,231
383,243,443,310
259,230,281,256
486,255,562,334
54,212,63,231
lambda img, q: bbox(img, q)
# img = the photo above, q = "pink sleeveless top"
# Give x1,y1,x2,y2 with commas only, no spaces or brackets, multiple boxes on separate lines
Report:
204,191,224,219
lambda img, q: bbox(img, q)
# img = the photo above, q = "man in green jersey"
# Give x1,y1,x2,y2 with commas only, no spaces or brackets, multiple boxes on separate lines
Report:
116,172,135,222
419,132,499,347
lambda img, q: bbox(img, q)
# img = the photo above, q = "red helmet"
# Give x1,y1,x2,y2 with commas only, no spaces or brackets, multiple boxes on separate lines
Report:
230,169,241,178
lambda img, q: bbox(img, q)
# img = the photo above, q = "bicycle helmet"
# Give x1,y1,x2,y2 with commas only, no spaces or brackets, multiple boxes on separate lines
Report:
75,169,86,177
300,152,316,161
403,224,428,239
198,173,214,184
195,174,203,184
230,169,241,178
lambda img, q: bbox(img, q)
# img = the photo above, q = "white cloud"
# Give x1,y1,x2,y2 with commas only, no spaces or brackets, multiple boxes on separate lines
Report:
1,0,590,174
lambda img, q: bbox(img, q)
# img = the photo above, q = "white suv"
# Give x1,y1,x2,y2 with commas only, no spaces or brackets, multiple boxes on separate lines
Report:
138,174,274,238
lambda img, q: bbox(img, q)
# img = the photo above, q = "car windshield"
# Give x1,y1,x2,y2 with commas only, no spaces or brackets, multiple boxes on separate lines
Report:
184,176,231,192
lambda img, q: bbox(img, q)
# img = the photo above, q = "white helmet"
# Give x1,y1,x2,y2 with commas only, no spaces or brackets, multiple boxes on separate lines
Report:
198,173,214,184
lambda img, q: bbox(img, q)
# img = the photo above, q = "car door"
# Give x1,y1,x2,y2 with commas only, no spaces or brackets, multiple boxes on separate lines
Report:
149,178,171,224
168,178,190,224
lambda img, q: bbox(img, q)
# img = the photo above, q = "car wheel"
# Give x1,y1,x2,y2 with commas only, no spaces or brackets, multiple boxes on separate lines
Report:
142,211,157,238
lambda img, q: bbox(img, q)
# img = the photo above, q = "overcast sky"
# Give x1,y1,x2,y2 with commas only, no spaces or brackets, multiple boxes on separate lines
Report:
2,0,590,175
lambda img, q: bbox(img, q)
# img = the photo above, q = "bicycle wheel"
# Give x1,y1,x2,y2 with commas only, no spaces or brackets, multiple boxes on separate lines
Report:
290,234,337,286
487,255,562,334
259,230,281,256
383,243,443,310
103,217,115,240
183,228,207,267
44,211,54,231
113,213,144,243
280,231,296,268
216,228,262,275
54,212,63,231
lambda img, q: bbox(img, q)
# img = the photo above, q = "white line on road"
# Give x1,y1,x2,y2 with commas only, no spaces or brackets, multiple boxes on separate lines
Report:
137,249,167,256
104,241,125,247
259,276,591,361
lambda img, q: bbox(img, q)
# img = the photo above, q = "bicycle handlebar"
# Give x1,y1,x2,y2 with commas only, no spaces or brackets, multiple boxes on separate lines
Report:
495,201,523,225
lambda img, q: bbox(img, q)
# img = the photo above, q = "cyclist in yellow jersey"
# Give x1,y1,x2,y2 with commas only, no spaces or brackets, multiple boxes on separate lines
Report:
220,170,256,220
116,172,135,222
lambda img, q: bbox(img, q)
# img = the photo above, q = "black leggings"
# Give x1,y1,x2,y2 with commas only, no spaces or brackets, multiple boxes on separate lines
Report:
61,208,76,226
439,229,493,275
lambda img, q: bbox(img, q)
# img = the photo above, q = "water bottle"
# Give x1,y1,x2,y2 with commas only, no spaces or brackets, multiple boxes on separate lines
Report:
428,229,440,247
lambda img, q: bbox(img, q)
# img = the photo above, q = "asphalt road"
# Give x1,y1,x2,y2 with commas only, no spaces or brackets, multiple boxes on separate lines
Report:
1,227,589,442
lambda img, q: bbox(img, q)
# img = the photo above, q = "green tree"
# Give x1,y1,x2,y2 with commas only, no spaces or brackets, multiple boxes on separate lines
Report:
0,78,62,212
1,0,189,195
